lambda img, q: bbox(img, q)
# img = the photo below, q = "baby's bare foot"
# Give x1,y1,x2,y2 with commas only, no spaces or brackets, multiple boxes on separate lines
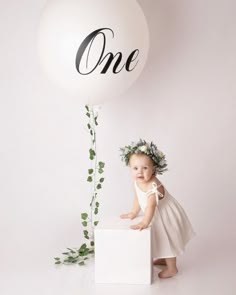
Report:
158,268,178,278
153,258,167,265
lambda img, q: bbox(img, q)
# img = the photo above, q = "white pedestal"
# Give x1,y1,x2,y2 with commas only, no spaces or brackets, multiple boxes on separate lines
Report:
95,216,152,284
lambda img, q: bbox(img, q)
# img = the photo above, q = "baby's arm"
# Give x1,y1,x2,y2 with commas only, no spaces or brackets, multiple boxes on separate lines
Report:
130,194,156,230
120,194,141,220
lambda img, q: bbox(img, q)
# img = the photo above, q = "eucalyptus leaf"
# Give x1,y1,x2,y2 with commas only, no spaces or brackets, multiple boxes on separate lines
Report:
82,221,87,227
81,213,88,220
79,261,85,266
80,251,88,257
89,148,96,156
80,243,87,250
98,162,105,168
87,176,93,182
68,256,75,260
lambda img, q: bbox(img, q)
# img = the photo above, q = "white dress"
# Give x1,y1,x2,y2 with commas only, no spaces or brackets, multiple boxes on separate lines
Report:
135,181,196,259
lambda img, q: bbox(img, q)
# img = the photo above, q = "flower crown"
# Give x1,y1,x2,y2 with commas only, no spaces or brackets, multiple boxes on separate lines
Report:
120,139,168,175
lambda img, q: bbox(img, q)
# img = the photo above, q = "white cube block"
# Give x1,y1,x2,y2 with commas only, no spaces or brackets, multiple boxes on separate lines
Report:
95,216,152,284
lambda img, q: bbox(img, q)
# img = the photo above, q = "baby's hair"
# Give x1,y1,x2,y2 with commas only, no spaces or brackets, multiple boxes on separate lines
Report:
120,139,168,175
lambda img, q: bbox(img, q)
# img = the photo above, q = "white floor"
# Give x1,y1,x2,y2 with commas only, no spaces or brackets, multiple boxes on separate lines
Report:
2,234,235,295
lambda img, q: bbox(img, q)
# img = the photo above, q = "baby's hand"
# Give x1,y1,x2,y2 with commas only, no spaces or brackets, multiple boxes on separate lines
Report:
130,221,148,231
120,212,136,220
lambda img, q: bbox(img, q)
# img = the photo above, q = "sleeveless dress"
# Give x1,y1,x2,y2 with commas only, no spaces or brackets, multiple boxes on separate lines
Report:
134,181,196,259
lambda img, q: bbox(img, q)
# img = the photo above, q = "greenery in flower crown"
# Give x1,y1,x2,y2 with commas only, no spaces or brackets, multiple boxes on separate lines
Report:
120,139,168,175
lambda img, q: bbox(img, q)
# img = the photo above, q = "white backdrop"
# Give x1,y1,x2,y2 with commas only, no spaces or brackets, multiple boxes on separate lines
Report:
1,0,236,292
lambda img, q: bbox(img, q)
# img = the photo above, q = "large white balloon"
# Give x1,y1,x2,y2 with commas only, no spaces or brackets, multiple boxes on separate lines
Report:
38,0,149,105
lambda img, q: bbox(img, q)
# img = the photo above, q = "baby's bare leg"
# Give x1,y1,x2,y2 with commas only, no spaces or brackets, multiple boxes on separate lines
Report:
153,258,167,265
158,257,178,278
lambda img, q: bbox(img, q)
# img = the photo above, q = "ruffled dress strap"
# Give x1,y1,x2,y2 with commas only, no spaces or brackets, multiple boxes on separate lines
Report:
146,182,164,206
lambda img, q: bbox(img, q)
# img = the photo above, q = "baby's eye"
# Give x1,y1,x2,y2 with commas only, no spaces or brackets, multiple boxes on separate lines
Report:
134,167,138,170
144,167,148,170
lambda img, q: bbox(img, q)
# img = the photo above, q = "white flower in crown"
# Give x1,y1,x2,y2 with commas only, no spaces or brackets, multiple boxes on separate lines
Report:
139,145,148,152
158,150,164,157
124,147,130,154
159,159,166,166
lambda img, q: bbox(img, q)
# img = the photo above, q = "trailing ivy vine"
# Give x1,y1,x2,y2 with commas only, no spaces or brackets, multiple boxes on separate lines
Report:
54,105,105,266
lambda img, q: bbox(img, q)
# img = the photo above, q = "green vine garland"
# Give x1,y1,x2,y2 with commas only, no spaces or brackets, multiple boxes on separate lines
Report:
54,105,105,266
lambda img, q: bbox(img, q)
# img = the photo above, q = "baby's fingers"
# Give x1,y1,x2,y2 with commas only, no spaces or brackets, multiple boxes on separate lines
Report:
120,214,129,219
130,224,141,230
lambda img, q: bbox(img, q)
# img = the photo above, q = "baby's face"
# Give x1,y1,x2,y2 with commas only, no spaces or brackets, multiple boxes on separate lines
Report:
129,154,155,184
